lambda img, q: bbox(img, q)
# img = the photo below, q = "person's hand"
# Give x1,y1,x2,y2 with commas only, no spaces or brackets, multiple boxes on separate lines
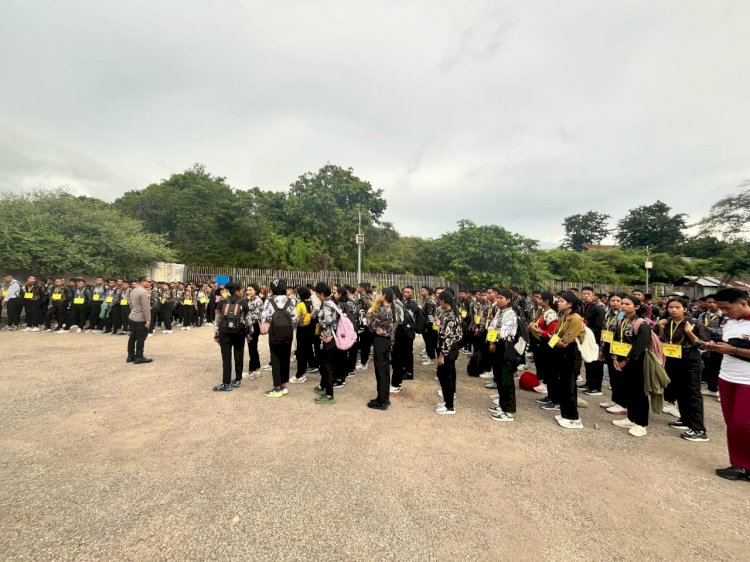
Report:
437,354,444,366
684,322,694,336
246,335,253,343
704,341,735,355
489,343,496,353
214,337,220,345
555,340,569,348
145,321,150,329
658,319,667,329
375,327,385,336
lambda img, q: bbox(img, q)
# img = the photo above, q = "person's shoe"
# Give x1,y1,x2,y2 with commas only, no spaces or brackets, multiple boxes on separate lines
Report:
490,397,500,406
517,364,528,371
701,389,720,397
163,330,172,334
261,364,272,371
126,355,134,363
535,396,552,405
491,412,515,422
22,327,31,332
584,389,603,396
231,379,242,388
290,375,307,384
30,327,40,332
306,367,319,373
488,405,503,414
613,418,636,428
479,372,494,379
715,466,750,481
147,334,153,339
435,405,456,415
42,328,53,333
314,395,336,405
540,402,560,411
606,404,627,415
437,389,457,399
312,385,326,396
576,374,583,383
668,420,689,430
264,388,284,398
533,383,548,394
558,417,584,429
356,362,368,370
367,400,388,410
577,384,589,392
134,357,153,364
599,401,615,409
628,424,648,437
662,402,681,418
402,373,414,380
333,381,346,389
212,383,233,392
389,385,402,394
185,326,191,331
347,371,356,378
484,381,497,389
281,387,289,395
422,359,435,366
681,429,709,442
489,393,499,399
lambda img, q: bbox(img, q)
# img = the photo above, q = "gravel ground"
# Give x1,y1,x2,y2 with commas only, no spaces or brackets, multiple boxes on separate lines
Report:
1,327,749,561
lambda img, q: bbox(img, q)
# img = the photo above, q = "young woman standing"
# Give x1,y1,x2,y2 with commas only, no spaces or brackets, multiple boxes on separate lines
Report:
366,288,395,410
245,284,263,379
611,295,652,437
529,291,558,399
656,297,709,442
487,289,519,422
599,293,627,415
435,291,463,415
291,285,314,384
546,291,586,429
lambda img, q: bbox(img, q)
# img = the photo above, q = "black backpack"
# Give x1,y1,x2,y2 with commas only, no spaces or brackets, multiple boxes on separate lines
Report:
413,306,427,333
403,309,417,340
269,299,294,344
219,301,245,334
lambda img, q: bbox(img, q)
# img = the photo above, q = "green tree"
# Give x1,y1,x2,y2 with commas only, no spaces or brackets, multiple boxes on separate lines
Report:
561,211,611,251
615,200,687,252
427,220,541,288
283,164,388,270
696,181,750,240
0,189,173,277
679,235,730,259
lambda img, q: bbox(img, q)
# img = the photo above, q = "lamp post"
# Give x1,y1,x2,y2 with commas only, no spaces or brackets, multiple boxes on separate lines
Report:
356,211,364,284
644,245,652,294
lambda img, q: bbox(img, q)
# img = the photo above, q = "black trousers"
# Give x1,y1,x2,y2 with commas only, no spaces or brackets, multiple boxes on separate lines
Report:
553,345,579,420
309,320,320,369
624,354,649,427
347,339,359,374
247,322,261,372
584,359,604,392
121,305,130,331
491,345,517,414
219,331,245,384
88,301,103,329
373,335,391,402
182,304,193,327
423,327,439,360
703,351,722,392
6,297,22,327
207,301,216,324
149,307,158,333
111,305,123,333
666,352,706,432
196,302,205,327
23,299,41,327
318,340,336,397
606,352,627,408
127,320,148,358
391,326,413,386
359,328,373,365
44,303,68,330
160,303,174,331
71,303,88,329
437,356,457,409
295,326,312,376
270,341,292,387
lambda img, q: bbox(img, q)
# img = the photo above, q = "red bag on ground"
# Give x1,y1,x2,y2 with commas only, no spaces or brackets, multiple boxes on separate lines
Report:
518,371,540,391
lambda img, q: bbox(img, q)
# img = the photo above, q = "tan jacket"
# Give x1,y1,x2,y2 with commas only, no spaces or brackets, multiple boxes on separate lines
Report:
128,285,151,322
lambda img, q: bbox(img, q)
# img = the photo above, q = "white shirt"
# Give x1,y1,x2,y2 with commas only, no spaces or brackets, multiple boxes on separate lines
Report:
719,319,750,386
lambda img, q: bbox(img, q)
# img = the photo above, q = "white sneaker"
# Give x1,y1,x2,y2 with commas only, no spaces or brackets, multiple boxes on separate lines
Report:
576,374,583,383
491,412,514,422
251,370,261,378
701,389,719,397
662,402,680,418
599,401,615,409
628,424,648,437
290,375,307,384
23,327,31,332
488,405,503,414
356,363,367,370
490,393,499,399
75,327,82,333
606,404,627,415
479,372,494,379
30,327,40,332
389,385,402,394
435,405,456,415
491,397,500,406
558,418,583,429
147,333,153,338
533,383,547,394
518,364,528,371
163,330,172,334
185,326,191,331
42,328,53,333
613,418,636,428
261,365,272,371
422,359,434,366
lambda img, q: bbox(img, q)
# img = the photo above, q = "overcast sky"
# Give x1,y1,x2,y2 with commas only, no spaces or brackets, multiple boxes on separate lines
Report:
1,1,749,245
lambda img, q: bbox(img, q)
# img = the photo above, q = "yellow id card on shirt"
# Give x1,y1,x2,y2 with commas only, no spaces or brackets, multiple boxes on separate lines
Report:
105,296,113,303
662,343,682,359
548,334,560,348
52,293,62,301
199,298,208,304
486,329,498,343
1,290,6,297
184,299,194,306
315,324,321,336
24,293,33,299
610,341,632,357
460,310,467,319
432,323,440,331
93,294,100,301
474,315,481,325
120,299,128,306
600,330,614,343
73,297,84,304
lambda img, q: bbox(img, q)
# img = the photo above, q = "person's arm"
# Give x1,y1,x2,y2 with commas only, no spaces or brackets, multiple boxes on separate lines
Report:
559,315,584,345
498,310,518,341
539,318,559,339
627,321,651,360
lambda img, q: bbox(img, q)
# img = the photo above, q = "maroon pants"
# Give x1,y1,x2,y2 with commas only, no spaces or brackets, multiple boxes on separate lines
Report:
718,379,750,470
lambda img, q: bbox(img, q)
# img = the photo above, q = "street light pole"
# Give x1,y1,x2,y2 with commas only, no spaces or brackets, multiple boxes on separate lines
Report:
356,211,363,284
645,245,652,294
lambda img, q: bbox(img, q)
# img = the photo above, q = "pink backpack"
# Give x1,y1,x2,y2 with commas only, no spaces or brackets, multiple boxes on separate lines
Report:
331,303,357,351
634,318,665,366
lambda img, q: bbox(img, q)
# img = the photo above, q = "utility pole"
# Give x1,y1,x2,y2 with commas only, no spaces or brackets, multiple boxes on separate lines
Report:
645,245,652,294
356,211,364,284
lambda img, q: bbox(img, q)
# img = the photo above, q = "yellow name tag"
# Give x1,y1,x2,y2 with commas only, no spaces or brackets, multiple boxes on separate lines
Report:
315,324,321,336
160,298,166,304
24,292,33,299
486,329,498,343
460,310,467,319
105,296,113,303
662,343,683,359
221,291,228,298
610,341,632,357
93,294,100,301
120,299,128,306
52,293,62,301
432,323,440,331
73,297,84,304
474,315,481,325
601,330,614,343
184,299,193,306
1,290,6,297
199,298,208,304
548,334,560,348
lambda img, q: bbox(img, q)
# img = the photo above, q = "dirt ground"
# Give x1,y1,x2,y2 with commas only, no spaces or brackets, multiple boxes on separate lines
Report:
1,327,748,561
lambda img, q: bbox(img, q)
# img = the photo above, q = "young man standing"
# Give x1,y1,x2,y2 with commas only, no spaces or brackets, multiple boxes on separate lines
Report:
699,295,724,398
579,286,606,396
127,276,153,364
88,277,107,332
70,278,92,333
22,276,42,331
421,286,439,366
313,281,338,405
2,274,23,330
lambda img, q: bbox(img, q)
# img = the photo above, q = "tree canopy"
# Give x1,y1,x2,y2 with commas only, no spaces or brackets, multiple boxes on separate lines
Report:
561,211,611,251
615,200,687,252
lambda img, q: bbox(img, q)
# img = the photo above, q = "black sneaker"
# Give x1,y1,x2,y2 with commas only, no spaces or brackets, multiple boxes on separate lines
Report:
126,355,134,363
367,400,389,410
540,402,560,411
583,389,603,396
668,420,689,430
576,384,589,391
715,466,750,481
213,383,233,392
535,396,552,405
231,379,242,388
681,430,709,442
333,381,346,389
133,357,153,364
